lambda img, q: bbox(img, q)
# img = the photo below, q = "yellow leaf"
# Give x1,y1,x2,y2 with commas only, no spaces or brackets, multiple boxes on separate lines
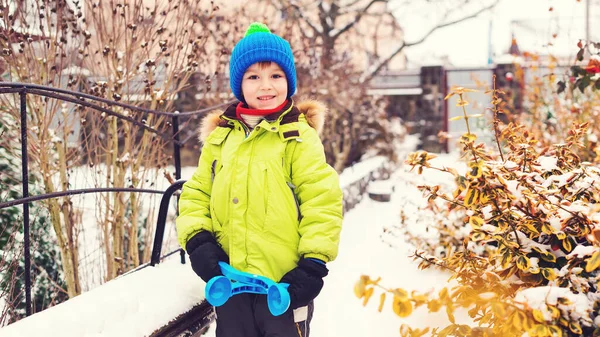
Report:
468,161,484,179
541,222,555,234
562,238,573,252
410,290,428,305
479,191,489,204
354,276,368,298
393,288,409,301
534,324,550,336
548,325,563,337
469,216,484,229
501,252,513,269
468,113,484,118
542,268,557,281
446,305,455,324
439,288,449,301
548,305,561,319
456,99,469,107
392,297,413,318
460,133,477,144
513,311,526,330
378,292,386,312
427,299,442,312
455,175,468,190
449,116,465,121
569,321,582,334
540,252,557,263
465,188,480,207
558,317,569,327
491,302,506,317
522,314,534,330
532,309,546,323
516,256,531,271
586,250,600,273
362,287,374,306
471,230,487,242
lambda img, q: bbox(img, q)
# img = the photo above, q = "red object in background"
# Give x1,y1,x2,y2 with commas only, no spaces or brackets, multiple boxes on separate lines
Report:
585,56,600,74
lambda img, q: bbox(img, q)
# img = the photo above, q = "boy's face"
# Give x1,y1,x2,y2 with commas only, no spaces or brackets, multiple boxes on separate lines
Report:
241,62,287,110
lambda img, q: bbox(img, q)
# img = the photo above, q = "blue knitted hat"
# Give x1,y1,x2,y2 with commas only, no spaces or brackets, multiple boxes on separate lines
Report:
229,22,297,102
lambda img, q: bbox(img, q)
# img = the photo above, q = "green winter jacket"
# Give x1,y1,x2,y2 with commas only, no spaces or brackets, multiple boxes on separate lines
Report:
176,100,343,282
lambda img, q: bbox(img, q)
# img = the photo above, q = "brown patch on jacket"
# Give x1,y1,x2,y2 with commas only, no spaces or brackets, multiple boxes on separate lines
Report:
198,100,327,143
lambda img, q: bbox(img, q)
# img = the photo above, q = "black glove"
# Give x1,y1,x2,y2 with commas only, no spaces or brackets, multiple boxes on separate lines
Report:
186,231,229,283
280,257,329,309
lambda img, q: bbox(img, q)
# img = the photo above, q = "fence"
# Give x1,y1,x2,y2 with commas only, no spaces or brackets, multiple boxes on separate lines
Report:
372,62,555,153
0,82,232,318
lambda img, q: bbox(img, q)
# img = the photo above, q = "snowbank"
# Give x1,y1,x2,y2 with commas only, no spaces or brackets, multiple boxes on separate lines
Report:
0,257,205,337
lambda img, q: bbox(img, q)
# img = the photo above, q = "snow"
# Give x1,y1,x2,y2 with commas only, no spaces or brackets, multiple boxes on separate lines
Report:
6,147,597,336
1,151,462,336
515,286,592,326
537,156,558,171
567,245,598,259
0,258,204,337
338,156,386,188
366,179,394,194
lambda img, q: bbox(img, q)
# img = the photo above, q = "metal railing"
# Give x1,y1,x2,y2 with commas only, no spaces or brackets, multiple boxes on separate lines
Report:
0,82,232,317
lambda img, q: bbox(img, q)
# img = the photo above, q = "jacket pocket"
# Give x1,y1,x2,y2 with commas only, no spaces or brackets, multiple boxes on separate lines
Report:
286,181,301,221
211,159,218,182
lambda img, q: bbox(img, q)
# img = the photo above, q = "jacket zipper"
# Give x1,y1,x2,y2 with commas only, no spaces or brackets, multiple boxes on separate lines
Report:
286,181,301,221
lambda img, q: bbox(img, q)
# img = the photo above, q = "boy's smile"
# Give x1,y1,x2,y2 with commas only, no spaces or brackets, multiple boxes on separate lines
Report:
241,62,288,110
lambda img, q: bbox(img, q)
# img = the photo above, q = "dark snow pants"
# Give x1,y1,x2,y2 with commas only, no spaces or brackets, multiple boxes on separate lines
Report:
214,293,314,337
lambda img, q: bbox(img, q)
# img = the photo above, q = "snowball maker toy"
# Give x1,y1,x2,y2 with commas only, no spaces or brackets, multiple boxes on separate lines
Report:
205,262,291,316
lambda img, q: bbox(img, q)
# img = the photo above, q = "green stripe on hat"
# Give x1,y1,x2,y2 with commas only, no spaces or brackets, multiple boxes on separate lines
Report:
244,22,271,37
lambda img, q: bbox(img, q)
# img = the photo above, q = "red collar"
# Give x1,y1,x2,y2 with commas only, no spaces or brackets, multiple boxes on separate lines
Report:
236,100,289,120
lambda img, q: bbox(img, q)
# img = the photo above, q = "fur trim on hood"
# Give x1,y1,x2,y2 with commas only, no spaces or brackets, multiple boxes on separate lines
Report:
199,99,327,143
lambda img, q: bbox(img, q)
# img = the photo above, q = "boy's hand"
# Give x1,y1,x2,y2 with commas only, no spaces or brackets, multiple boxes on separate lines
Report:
186,231,229,283
280,257,329,309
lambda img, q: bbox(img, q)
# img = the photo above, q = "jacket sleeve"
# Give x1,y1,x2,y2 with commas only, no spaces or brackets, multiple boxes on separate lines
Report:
176,144,215,250
291,126,343,263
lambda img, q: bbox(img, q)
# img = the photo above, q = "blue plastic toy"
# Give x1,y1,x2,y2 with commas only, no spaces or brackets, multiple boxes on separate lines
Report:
205,262,291,316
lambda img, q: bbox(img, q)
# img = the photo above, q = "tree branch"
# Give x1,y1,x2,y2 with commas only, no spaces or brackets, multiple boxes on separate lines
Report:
330,0,387,40
289,2,323,35
359,0,499,83
405,0,499,48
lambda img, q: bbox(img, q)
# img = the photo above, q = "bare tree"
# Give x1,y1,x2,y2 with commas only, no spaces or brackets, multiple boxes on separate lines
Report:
0,0,230,297
265,0,499,82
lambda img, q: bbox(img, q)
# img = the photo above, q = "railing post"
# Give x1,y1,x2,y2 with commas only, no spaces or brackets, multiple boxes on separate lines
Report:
19,90,32,316
150,180,186,266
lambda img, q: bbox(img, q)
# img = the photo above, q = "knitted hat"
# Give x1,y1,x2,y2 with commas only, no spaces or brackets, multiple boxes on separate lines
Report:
229,22,297,102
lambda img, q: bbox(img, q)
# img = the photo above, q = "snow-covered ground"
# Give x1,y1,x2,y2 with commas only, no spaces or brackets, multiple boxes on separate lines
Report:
201,153,467,336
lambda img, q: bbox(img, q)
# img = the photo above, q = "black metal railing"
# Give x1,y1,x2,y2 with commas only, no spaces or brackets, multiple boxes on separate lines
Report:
150,179,187,267
0,82,232,317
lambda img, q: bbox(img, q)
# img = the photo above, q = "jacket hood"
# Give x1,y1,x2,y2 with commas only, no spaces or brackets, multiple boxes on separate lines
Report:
199,99,327,143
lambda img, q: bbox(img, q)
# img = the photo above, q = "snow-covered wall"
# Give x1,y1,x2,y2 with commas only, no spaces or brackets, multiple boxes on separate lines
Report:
340,156,394,211
0,258,208,337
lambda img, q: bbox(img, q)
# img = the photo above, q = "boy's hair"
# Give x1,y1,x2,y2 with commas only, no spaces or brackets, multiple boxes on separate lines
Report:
229,22,297,103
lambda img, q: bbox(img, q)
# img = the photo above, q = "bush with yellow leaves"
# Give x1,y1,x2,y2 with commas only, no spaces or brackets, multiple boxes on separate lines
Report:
520,43,600,164
355,82,600,337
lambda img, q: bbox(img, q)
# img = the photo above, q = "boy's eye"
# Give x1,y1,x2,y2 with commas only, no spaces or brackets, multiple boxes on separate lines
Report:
247,75,258,80
272,74,284,79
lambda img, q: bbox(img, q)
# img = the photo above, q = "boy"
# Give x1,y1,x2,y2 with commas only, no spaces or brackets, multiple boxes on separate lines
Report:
176,22,343,337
